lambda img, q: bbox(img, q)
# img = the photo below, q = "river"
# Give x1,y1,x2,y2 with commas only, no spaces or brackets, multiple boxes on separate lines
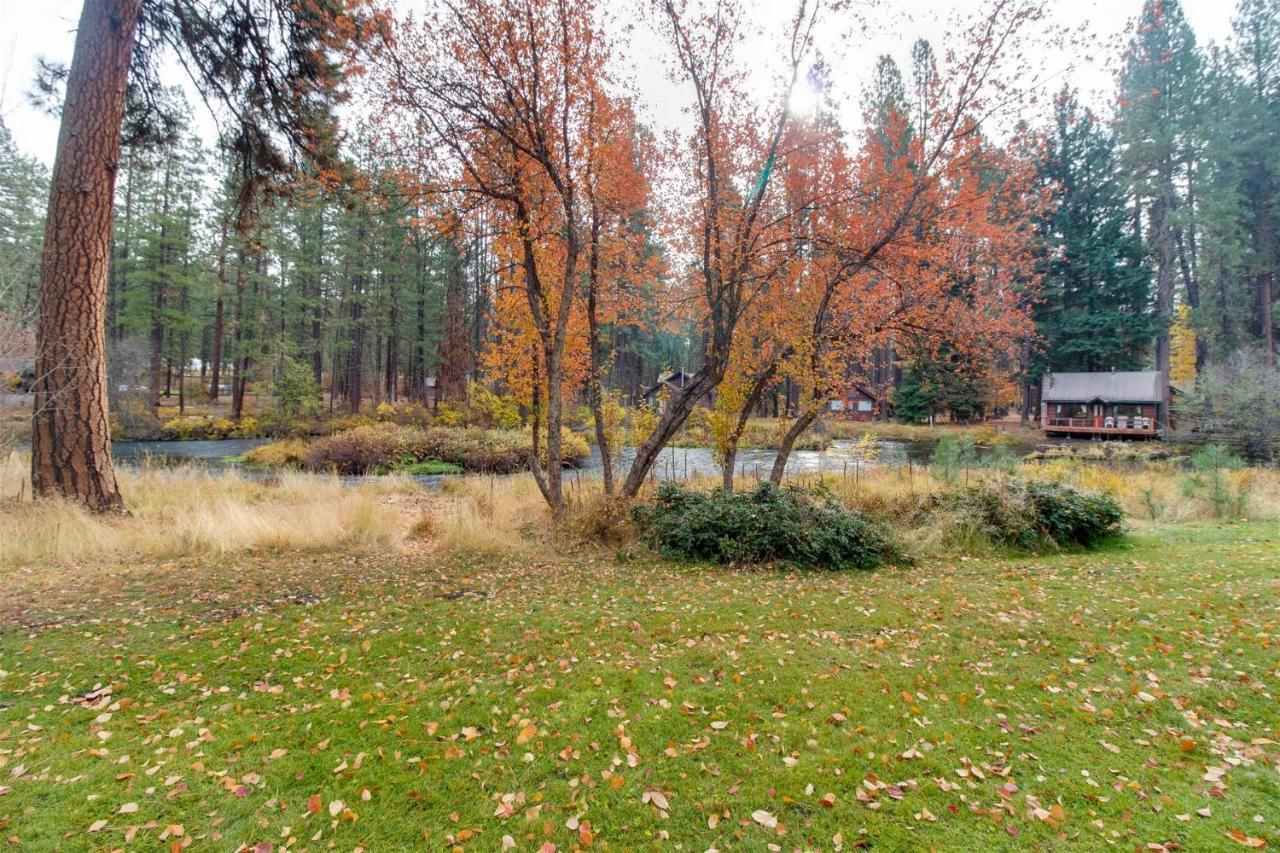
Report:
109,435,1025,487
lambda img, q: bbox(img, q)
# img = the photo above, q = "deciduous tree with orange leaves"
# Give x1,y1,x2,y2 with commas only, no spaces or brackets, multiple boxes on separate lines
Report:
378,0,647,513
705,6,1048,488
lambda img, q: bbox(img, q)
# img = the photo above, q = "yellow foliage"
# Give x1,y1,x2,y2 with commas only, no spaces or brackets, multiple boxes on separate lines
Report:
628,403,658,447
1170,304,1197,389
435,401,467,427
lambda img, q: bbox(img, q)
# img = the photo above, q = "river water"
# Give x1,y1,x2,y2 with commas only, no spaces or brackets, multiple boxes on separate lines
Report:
109,436,1022,488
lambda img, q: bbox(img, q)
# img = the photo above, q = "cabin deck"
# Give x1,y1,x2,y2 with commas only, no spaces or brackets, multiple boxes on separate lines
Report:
1043,417,1159,438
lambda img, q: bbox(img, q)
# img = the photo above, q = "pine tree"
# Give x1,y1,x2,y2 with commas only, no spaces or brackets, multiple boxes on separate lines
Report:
1034,89,1157,374
0,119,49,318
31,0,379,510
1117,0,1202,377
1232,0,1280,366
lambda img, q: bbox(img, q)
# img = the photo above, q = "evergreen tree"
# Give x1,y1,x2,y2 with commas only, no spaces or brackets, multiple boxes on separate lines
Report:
1232,0,1280,366
1116,0,1202,376
0,119,49,318
1033,89,1157,374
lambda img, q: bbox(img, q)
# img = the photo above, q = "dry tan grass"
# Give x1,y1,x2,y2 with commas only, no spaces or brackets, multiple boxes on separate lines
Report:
427,473,551,553
1024,458,1280,524
4,447,1278,572
0,453,419,569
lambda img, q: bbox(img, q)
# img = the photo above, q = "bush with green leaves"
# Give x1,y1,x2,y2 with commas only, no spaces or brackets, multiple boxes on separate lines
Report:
632,482,901,570
925,479,1124,552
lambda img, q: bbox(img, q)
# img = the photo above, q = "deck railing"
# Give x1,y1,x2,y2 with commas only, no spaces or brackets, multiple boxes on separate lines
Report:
1045,417,1156,433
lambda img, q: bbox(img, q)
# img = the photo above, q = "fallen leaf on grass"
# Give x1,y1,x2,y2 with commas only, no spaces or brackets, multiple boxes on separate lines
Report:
1225,830,1266,848
642,789,669,811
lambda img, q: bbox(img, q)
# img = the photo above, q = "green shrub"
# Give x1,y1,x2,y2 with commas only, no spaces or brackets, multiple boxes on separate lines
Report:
161,417,197,440
633,482,901,570
231,415,260,439
555,428,591,468
1024,480,1126,548
925,479,1123,552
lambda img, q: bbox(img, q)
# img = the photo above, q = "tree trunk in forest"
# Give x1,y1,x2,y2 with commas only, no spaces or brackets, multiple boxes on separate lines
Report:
1258,186,1276,369
386,281,399,402
1153,188,1175,378
231,253,247,420
311,216,325,385
347,263,365,414
438,233,469,403
31,0,141,512
210,297,223,401
108,149,135,344
148,154,174,411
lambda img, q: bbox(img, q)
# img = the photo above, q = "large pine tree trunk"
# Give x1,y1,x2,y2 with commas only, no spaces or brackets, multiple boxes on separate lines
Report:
31,0,142,512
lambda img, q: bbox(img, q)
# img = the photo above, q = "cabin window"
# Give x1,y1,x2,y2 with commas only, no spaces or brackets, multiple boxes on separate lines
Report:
829,400,845,412
857,400,873,412
1055,403,1090,417
1113,404,1143,417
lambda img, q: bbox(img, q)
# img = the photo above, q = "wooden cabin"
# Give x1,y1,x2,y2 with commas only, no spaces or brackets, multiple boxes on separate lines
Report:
641,370,712,412
828,384,878,421
1041,370,1170,439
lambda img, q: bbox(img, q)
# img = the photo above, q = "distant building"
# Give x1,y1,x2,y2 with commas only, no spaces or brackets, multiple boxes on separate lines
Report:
1041,370,1171,438
828,384,878,422
641,370,712,412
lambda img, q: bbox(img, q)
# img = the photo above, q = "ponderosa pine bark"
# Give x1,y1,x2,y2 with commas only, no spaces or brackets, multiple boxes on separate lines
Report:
31,0,142,512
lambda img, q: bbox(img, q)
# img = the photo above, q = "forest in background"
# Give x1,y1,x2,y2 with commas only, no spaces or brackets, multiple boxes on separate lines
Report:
1,0,1278,514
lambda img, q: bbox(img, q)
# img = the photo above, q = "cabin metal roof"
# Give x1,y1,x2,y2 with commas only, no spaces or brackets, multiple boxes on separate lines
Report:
1041,370,1165,403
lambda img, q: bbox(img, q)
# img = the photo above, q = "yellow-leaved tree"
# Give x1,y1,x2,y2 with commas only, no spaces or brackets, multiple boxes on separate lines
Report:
1170,304,1197,389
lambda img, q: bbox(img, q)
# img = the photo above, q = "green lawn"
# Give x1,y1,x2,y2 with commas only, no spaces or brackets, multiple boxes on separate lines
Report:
1,523,1277,850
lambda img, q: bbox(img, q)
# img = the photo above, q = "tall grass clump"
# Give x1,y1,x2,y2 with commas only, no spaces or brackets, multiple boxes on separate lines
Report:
0,453,412,568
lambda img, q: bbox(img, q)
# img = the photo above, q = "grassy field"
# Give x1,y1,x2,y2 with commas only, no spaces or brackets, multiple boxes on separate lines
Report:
1,522,1276,850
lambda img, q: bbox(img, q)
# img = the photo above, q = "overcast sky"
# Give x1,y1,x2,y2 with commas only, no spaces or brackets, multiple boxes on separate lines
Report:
0,0,1238,167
